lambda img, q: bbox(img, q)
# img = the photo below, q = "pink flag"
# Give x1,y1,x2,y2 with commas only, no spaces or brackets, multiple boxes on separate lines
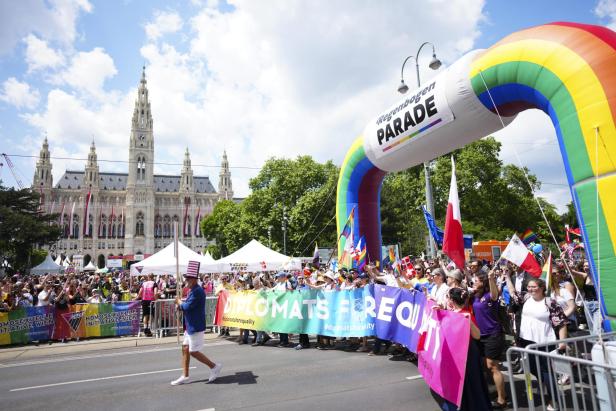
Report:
442,157,465,269
501,234,542,277
69,202,76,238
194,206,201,236
417,301,470,407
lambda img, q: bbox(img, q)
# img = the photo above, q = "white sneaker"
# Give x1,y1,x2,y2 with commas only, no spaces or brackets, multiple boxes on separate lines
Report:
295,344,303,350
208,363,222,383
171,375,190,386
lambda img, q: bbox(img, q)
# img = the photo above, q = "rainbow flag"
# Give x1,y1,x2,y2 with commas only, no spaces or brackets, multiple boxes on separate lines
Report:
339,207,355,240
540,251,552,295
388,246,401,274
521,229,538,245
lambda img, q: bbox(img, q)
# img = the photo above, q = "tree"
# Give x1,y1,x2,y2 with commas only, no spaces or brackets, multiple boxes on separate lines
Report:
201,156,338,257
0,185,62,272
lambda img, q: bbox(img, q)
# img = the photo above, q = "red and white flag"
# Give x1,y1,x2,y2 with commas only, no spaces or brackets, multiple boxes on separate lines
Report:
501,234,542,277
83,190,92,236
194,206,201,236
69,202,76,238
442,157,465,269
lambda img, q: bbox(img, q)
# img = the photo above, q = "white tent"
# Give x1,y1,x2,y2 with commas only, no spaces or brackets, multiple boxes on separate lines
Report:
130,241,215,276
202,239,302,273
30,255,64,275
83,261,97,272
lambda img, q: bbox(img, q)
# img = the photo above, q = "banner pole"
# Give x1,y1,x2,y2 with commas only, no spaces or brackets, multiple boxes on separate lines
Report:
174,221,180,345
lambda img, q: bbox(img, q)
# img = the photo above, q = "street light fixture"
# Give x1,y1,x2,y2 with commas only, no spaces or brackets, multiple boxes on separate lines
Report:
282,206,288,255
268,226,272,248
397,42,442,258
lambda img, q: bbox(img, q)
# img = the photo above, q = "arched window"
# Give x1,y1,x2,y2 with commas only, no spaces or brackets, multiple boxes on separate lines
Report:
101,214,108,238
72,215,80,238
186,223,192,238
163,215,171,238
87,215,94,238
136,212,144,236
154,215,162,238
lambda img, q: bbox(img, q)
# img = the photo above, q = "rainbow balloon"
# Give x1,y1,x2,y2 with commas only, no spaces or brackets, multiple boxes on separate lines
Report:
337,22,616,329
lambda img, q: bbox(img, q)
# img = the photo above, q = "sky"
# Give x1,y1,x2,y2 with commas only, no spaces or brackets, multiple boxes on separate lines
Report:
0,0,615,214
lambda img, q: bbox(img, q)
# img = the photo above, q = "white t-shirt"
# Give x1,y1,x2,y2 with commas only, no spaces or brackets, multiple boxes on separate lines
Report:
37,290,50,306
383,274,399,288
555,288,574,320
520,297,556,344
430,283,450,306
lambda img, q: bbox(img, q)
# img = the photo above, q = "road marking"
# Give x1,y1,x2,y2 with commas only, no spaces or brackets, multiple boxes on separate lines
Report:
0,340,233,368
195,409,215,411
10,367,197,392
405,375,423,381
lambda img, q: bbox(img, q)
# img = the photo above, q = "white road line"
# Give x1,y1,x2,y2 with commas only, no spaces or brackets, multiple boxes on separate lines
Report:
405,375,423,381
0,340,233,368
195,409,215,411
10,367,197,392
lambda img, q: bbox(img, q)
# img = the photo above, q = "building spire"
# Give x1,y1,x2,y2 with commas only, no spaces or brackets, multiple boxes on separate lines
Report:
218,150,233,201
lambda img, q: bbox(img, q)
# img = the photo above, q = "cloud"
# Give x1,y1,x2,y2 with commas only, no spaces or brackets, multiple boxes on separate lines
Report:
56,47,118,99
0,77,40,109
24,34,65,72
595,0,616,30
0,0,92,55
145,10,183,41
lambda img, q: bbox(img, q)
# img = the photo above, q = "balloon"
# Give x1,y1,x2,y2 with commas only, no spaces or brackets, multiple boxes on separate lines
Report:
532,244,543,254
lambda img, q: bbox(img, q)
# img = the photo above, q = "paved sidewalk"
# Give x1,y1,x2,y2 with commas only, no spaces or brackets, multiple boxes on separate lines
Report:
0,331,227,362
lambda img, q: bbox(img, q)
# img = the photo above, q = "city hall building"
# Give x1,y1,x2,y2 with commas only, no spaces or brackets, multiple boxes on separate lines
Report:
32,68,234,268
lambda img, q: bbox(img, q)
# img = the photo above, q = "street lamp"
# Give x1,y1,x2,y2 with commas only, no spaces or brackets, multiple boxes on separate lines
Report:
268,226,272,248
398,42,442,259
281,206,288,255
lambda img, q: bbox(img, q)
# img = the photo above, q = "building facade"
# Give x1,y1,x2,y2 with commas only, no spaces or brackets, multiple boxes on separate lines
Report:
33,68,233,268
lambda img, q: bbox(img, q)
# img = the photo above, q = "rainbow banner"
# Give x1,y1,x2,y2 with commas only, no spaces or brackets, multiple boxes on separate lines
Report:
0,306,55,345
0,302,141,345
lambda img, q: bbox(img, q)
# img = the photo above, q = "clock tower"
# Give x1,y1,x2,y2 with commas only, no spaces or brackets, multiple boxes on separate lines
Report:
126,66,155,255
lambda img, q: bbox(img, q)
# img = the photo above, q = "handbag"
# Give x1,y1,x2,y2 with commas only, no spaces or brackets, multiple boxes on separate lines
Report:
545,297,569,330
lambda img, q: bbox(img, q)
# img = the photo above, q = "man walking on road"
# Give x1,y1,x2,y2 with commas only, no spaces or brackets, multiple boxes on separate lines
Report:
171,270,222,385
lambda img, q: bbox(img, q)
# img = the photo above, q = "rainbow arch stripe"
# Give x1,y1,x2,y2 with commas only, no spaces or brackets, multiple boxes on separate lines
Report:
469,22,616,325
337,22,616,328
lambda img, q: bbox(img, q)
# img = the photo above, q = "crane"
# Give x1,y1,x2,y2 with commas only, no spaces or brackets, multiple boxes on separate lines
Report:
1,153,25,189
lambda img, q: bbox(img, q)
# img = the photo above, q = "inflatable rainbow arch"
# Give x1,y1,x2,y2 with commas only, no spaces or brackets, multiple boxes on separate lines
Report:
337,22,616,329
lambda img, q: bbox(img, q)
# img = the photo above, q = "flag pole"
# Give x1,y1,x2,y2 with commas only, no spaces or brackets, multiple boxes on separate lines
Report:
326,205,356,267
174,221,180,345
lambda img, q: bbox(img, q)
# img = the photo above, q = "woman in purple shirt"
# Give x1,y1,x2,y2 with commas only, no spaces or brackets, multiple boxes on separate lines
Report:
472,268,507,409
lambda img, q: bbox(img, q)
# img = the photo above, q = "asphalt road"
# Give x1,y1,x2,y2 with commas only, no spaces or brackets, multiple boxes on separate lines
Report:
0,337,436,411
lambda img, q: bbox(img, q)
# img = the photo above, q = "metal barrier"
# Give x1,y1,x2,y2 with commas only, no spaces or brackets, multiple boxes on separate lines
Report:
150,296,218,338
507,332,616,410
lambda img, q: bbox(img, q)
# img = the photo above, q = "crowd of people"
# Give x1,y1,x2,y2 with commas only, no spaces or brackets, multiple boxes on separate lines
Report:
0,252,600,409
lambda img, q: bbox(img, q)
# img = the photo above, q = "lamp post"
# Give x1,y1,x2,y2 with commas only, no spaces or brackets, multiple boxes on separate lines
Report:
282,206,288,255
268,225,272,248
398,42,442,259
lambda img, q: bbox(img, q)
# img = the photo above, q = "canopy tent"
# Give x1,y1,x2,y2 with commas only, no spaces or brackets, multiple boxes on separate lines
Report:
130,241,215,276
30,255,64,275
202,239,302,273
83,261,97,272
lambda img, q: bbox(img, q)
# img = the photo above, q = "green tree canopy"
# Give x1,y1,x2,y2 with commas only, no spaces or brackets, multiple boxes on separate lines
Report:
0,185,62,272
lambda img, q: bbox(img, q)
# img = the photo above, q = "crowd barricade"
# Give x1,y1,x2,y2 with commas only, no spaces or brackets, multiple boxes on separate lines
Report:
506,332,616,411
150,296,218,338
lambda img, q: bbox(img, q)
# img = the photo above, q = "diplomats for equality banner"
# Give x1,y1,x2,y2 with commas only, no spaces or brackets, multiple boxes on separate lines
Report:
0,302,141,345
215,285,470,407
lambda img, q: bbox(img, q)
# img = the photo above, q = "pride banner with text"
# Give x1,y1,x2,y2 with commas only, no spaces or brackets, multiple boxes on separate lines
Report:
0,302,141,345
215,285,469,406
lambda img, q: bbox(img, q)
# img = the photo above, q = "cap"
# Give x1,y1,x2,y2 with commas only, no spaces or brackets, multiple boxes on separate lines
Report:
275,272,287,278
323,271,335,281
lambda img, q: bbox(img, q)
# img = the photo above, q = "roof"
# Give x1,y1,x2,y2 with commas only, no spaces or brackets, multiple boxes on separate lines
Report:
55,171,216,193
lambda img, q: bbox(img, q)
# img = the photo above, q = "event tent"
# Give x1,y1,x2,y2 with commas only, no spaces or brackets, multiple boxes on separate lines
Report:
30,255,64,275
201,239,302,273
129,241,215,276
83,261,97,272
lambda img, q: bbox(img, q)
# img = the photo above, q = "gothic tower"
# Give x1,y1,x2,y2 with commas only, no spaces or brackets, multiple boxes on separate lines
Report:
218,150,233,201
125,67,156,255
180,148,195,239
83,141,100,240
33,136,53,206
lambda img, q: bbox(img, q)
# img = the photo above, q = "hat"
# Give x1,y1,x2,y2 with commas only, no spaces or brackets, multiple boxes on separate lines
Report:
275,272,287,278
183,271,199,279
297,273,305,279
323,271,335,281
447,269,463,282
